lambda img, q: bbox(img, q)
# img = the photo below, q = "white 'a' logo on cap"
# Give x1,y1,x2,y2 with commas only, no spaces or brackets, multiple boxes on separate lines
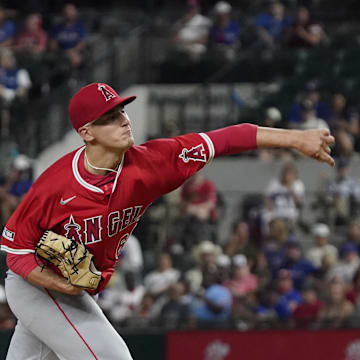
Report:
97,84,116,102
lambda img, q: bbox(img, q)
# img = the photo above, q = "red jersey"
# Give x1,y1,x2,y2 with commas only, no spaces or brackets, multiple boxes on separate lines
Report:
1,132,215,293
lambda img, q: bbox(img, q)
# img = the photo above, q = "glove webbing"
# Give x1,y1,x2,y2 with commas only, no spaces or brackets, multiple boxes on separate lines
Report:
36,231,88,276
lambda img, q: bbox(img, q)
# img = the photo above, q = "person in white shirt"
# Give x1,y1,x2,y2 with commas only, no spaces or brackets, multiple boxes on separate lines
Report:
173,3,212,60
265,162,305,226
120,234,144,274
98,271,145,325
327,242,360,285
297,99,329,131
306,223,338,271
144,253,180,298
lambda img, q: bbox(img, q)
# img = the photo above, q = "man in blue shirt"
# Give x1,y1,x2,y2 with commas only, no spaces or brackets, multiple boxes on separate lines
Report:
0,7,15,47
254,0,292,48
49,3,88,70
277,241,317,290
208,1,240,61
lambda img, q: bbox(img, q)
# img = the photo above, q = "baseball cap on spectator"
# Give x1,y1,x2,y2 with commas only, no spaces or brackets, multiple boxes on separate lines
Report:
233,254,247,267
312,223,330,238
216,254,231,268
214,1,232,14
340,242,358,256
265,107,282,123
68,83,136,132
13,154,31,171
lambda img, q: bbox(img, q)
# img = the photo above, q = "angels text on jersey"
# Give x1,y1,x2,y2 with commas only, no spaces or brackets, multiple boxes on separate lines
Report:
64,205,145,251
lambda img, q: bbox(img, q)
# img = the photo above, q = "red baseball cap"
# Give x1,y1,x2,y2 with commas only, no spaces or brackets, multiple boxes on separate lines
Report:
68,82,136,131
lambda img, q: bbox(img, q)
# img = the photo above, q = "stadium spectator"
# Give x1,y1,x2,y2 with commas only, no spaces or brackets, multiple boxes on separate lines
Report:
288,81,331,124
231,291,259,330
256,286,281,327
49,3,88,81
273,269,302,322
258,106,288,161
13,13,47,57
251,251,271,291
346,267,360,304
224,254,258,299
262,218,288,273
264,162,305,228
0,154,33,226
208,1,240,61
319,278,354,328
216,253,232,284
126,293,158,328
0,48,32,137
277,241,317,290
0,7,15,48
98,271,145,326
193,268,232,328
185,240,221,293
118,234,144,275
306,223,338,272
144,253,180,298
328,93,359,159
0,284,15,330
158,280,192,329
263,106,282,128
177,172,218,249
293,286,323,328
224,220,257,264
324,158,360,226
347,220,360,246
327,242,360,285
290,98,329,131
284,6,328,48
172,2,212,61
253,0,292,49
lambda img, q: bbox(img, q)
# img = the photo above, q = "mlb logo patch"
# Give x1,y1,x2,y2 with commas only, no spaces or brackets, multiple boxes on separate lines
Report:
2,227,15,241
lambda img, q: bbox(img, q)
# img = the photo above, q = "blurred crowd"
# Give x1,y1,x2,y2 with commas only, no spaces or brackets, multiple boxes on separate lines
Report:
258,80,360,162
170,0,329,62
2,155,360,332
91,159,360,331
1,0,360,333
0,2,89,138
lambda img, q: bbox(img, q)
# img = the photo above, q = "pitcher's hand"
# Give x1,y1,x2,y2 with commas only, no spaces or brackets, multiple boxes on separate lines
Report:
295,129,335,167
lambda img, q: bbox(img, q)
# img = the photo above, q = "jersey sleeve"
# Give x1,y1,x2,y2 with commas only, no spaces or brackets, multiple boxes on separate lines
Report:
137,132,215,198
0,186,45,255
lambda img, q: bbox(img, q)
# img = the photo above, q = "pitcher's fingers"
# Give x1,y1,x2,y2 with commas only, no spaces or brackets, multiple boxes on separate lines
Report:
320,128,330,137
320,151,335,167
323,145,331,154
323,134,335,145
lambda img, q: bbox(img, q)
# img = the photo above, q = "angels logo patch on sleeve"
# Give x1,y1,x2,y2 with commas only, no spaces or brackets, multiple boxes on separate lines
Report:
179,144,207,163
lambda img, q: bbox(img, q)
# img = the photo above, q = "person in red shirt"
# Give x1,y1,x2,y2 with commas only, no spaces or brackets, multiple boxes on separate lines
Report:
293,286,323,328
0,82,334,359
13,13,47,56
179,172,218,247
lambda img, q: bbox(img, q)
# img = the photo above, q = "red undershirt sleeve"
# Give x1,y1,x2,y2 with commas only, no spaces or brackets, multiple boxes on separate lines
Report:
205,123,258,157
6,253,39,279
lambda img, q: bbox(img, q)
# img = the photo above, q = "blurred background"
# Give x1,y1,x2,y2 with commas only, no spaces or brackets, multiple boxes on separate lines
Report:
1,0,360,359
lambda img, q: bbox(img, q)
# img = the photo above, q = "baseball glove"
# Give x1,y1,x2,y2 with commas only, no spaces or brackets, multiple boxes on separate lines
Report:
35,230,101,290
